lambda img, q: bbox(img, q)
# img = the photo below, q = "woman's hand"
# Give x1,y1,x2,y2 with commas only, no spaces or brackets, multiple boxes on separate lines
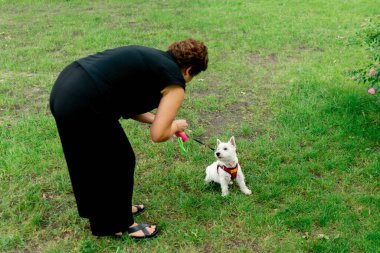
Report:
172,119,188,133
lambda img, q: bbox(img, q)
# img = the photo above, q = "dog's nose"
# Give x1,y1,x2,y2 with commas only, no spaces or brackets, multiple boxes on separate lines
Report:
216,152,220,157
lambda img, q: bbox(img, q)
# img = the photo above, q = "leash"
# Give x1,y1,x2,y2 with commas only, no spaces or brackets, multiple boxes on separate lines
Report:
190,137,215,151
175,132,215,156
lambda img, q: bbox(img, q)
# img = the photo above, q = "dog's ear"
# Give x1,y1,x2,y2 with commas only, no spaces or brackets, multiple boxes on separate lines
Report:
229,136,236,147
217,139,221,146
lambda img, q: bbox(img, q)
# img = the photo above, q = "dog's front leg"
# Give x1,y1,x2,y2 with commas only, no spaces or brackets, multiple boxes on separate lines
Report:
219,175,230,196
236,170,252,195
204,173,212,184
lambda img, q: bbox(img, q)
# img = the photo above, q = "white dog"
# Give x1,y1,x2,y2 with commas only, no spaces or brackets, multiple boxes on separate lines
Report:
205,136,252,196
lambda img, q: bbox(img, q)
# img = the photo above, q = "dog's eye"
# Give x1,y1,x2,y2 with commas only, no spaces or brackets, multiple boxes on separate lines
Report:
223,147,228,151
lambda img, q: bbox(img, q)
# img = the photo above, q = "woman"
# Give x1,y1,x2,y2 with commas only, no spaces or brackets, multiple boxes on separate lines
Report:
49,39,208,238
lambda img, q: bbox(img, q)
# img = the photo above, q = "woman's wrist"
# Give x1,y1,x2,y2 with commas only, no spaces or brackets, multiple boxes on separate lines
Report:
172,121,179,134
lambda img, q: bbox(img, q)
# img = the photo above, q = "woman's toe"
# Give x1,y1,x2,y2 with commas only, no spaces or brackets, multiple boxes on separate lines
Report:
128,223,157,238
132,204,145,214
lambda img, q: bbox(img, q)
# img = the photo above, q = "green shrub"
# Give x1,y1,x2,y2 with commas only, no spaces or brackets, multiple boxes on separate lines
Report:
350,17,380,95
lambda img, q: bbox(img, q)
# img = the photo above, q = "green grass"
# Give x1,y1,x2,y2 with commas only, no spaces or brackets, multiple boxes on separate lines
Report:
1,0,380,252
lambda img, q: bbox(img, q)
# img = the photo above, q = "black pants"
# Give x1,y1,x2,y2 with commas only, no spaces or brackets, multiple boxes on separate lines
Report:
50,62,135,236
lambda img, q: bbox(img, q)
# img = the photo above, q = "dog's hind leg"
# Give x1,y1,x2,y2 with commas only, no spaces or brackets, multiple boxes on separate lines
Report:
236,171,252,195
204,167,213,184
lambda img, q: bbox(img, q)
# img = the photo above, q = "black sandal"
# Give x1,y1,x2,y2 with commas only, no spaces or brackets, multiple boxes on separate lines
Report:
127,223,159,240
132,204,145,216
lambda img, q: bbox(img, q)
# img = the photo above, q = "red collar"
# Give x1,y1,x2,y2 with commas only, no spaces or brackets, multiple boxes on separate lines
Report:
217,163,239,180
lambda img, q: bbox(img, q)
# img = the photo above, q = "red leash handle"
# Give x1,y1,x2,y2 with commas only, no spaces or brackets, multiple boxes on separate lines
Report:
175,132,188,142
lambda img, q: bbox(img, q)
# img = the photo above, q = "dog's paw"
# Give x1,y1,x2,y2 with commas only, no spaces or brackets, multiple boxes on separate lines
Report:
243,189,252,195
204,176,213,184
221,191,229,197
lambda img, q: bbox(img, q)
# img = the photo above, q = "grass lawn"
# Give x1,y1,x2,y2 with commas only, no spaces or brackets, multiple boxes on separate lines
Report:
1,0,379,252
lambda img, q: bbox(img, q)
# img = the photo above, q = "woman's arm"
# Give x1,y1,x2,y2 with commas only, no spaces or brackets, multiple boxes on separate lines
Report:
150,85,188,142
131,112,155,124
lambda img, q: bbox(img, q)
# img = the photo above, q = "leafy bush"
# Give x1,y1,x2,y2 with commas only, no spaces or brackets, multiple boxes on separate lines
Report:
350,16,380,95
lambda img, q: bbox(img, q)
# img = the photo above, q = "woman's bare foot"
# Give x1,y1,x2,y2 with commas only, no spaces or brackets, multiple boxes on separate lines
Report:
128,223,157,237
132,204,144,214
115,223,157,238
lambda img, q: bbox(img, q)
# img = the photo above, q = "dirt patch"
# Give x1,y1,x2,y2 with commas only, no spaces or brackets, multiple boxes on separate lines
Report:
248,53,279,68
127,20,138,27
197,98,256,139
72,30,84,37
224,238,261,252
190,53,283,141
299,45,324,52
215,51,230,62
0,32,12,41
0,79,50,118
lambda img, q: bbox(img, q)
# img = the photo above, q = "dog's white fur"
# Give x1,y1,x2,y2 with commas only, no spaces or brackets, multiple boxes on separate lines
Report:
205,136,251,196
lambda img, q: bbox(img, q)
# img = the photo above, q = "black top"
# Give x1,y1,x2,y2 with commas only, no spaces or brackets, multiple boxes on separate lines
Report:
76,45,185,119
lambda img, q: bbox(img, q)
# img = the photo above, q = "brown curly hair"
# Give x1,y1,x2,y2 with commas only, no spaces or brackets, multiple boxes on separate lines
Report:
168,38,208,76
